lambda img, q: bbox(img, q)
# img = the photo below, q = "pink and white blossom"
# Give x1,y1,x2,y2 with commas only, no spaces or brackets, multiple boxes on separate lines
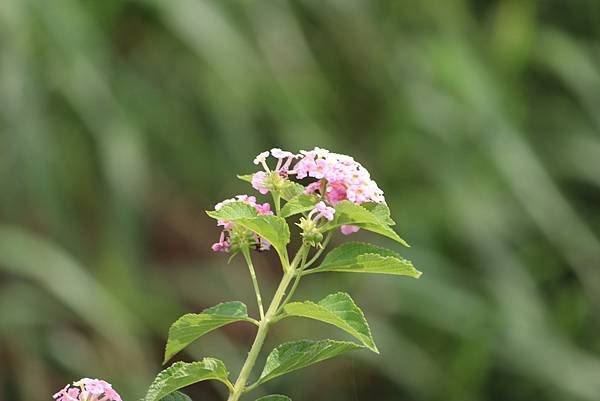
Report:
341,225,360,235
53,378,121,401
308,201,336,222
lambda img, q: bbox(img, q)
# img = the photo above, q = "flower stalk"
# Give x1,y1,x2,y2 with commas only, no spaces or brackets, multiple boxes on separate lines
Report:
227,244,309,401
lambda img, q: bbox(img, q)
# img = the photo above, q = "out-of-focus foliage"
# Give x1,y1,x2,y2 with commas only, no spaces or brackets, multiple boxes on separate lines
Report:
1,0,599,400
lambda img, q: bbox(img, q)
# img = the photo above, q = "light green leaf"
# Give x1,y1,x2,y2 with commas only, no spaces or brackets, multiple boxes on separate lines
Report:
159,391,192,401
206,203,290,260
280,194,319,218
279,181,305,201
282,292,378,352
236,215,290,260
256,340,362,386
206,202,258,221
255,396,291,401
320,201,409,246
361,202,396,225
145,359,232,401
305,242,421,278
237,174,254,183
164,301,254,363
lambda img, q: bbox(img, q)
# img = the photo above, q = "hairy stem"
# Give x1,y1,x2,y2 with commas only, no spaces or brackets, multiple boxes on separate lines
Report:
303,232,332,269
242,248,265,320
277,245,310,314
272,192,281,216
227,245,308,401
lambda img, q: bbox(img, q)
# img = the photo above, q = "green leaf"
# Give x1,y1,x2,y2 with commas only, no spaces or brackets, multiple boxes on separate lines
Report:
237,174,254,183
305,242,421,278
282,292,378,352
206,202,258,220
236,215,290,260
320,201,409,246
206,203,290,261
255,396,292,401
279,181,305,201
361,202,395,225
256,340,362,386
159,391,192,401
164,301,254,363
145,359,232,401
280,194,319,218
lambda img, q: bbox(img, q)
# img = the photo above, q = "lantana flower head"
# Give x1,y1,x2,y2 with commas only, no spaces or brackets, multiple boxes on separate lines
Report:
212,147,388,252
53,378,122,401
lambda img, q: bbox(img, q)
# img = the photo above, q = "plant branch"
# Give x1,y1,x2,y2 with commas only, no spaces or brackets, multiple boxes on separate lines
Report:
227,243,310,401
277,245,310,314
242,248,265,320
303,231,332,269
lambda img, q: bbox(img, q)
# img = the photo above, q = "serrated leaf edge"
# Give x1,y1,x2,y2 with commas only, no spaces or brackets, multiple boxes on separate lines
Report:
164,301,255,363
283,292,379,353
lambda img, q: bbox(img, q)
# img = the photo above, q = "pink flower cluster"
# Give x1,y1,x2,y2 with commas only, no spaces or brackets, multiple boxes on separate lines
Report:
248,147,386,236
212,195,273,252
295,148,385,205
251,147,385,205
53,378,122,401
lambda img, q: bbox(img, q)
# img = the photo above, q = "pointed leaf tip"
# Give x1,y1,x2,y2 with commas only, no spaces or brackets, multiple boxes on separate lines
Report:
305,242,421,278
164,301,251,363
283,292,379,352
145,359,232,401
256,339,363,386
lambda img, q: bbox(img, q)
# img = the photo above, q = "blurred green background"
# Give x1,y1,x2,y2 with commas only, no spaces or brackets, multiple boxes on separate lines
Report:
2,0,600,400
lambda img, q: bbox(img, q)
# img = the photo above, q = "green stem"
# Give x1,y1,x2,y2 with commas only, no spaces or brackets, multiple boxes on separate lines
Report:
242,248,265,320
277,246,309,313
227,244,308,401
303,232,332,269
272,192,281,216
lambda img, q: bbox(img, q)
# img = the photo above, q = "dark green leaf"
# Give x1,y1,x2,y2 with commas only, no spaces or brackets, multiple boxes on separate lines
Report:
283,292,378,352
305,242,421,278
255,396,291,401
159,391,192,401
164,301,253,363
145,359,232,401
256,340,362,386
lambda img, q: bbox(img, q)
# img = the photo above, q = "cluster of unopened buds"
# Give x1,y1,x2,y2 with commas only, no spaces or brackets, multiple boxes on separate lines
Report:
211,147,386,252
53,379,122,401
